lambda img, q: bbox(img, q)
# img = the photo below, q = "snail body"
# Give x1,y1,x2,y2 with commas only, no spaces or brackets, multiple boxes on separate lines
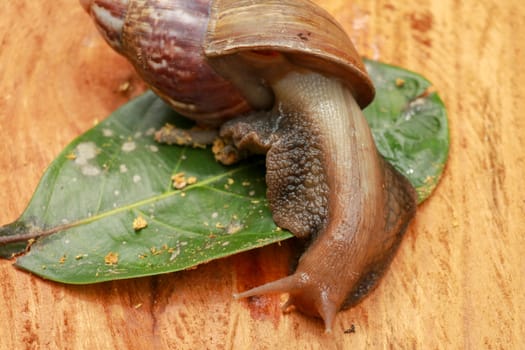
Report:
81,0,417,332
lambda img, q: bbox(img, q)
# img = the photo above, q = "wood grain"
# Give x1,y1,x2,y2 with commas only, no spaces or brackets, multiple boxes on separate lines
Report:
1,0,524,348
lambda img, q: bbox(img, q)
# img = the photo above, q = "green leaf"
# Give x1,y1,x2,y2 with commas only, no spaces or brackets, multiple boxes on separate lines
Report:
363,59,449,202
0,60,448,284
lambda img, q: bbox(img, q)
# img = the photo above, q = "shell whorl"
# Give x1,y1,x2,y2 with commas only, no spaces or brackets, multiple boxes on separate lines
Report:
81,0,129,52
82,0,250,125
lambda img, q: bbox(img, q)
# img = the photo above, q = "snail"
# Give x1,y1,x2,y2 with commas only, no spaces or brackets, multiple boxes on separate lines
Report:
80,0,417,332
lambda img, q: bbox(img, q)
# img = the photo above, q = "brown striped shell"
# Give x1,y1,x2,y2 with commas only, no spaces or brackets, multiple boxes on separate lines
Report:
81,0,250,126
205,0,374,108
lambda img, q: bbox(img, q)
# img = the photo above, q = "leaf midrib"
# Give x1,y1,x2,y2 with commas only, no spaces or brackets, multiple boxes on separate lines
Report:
35,162,265,239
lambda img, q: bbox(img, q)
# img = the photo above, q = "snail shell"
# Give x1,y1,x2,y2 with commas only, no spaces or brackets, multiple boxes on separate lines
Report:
81,0,373,123
82,0,250,125
205,0,374,108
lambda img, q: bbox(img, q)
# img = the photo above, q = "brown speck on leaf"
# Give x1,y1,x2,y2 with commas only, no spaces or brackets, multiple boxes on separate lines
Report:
104,252,119,265
133,216,148,231
424,175,435,184
59,255,67,264
395,78,405,87
172,172,188,189
155,123,191,145
150,247,163,256
155,124,213,148
172,172,197,189
187,176,197,185
226,220,244,235
192,142,207,149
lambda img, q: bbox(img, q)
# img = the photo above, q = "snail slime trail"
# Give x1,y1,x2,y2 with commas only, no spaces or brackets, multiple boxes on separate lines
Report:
81,0,417,331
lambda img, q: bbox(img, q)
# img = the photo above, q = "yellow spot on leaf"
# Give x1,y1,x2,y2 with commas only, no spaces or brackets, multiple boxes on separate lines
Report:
172,172,187,189
226,221,244,235
133,216,148,231
172,172,197,189
104,252,119,265
187,176,197,185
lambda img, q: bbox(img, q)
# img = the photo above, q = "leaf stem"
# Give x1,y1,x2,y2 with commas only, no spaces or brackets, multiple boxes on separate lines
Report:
0,233,39,245
0,224,72,246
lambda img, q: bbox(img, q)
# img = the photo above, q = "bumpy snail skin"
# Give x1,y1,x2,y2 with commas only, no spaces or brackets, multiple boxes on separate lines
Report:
81,0,417,332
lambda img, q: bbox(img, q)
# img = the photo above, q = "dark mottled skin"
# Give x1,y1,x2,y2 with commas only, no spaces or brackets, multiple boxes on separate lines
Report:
220,109,328,239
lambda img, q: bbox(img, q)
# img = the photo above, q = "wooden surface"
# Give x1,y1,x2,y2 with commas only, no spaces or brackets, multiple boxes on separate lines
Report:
1,0,524,348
